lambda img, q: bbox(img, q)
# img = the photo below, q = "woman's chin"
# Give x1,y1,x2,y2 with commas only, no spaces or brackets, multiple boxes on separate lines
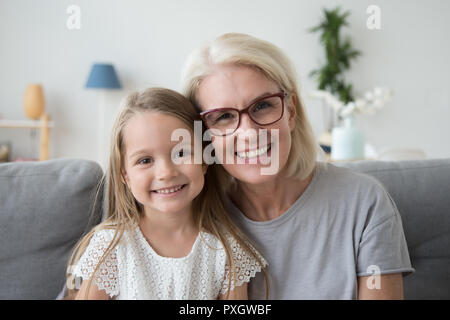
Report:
224,164,282,186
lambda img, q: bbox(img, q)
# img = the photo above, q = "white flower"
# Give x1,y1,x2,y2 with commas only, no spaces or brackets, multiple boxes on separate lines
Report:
364,91,374,101
308,87,392,118
373,87,383,97
340,102,356,117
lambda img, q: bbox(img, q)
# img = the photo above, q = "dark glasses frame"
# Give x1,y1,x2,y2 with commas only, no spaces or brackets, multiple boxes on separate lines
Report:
199,91,287,136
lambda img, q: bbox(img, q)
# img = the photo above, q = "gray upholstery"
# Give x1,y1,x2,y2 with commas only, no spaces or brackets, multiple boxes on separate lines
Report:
335,158,450,299
0,159,103,299
0,158,449,299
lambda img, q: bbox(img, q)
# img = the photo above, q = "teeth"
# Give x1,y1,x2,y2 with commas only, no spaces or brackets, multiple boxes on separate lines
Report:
237,145,270,159
155,185,183,194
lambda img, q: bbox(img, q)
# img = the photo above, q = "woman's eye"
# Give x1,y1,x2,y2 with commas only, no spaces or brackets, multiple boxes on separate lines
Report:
253,101,272,111
215,112,235,123
176,148,191,158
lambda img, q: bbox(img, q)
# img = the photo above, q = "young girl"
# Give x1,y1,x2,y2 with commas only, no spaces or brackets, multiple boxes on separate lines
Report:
66,87,268,299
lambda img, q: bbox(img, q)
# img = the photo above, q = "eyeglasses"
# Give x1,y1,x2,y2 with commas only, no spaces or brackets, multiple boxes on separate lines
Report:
199,91,287,136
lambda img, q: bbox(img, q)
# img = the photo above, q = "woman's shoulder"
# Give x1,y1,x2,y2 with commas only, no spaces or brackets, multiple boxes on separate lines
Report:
317,161,387,194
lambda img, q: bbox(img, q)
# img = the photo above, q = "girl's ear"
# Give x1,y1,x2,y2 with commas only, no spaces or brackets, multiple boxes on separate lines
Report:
202,164,208,175
121,169,130,187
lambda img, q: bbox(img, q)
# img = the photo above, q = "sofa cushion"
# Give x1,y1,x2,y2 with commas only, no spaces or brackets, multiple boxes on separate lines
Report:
335,159,450,299
0,158,103,299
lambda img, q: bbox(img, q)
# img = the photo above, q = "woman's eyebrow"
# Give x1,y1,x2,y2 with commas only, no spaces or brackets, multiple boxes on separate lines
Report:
207,91,276,110
247,91,273,105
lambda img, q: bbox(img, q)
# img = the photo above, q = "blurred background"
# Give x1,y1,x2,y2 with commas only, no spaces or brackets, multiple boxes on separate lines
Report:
0,0,449,166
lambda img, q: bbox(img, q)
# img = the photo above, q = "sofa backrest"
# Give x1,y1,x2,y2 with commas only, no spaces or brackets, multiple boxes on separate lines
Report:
0,159,103,299
1,157,449,299
335,158,450,299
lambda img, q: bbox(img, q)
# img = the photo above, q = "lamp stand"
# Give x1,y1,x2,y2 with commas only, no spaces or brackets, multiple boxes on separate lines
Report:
97,90,107,170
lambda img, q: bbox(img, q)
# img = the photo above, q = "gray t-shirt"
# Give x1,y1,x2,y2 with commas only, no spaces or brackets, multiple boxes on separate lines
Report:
226,161,415,299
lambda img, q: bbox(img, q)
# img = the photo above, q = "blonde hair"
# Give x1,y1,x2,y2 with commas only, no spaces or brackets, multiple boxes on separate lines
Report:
66,87,268,299
181,32,322,193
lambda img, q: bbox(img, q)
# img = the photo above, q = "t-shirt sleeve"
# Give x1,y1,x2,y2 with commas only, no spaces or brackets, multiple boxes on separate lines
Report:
72,229,119,297
220,236,268,295
356,184,415,277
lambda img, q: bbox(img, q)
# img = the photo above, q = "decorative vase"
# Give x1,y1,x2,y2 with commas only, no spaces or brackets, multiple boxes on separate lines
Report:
331,116,365,160
24,84,45,120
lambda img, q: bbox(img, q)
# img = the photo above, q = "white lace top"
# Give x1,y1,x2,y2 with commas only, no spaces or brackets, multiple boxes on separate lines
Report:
72,226,267,299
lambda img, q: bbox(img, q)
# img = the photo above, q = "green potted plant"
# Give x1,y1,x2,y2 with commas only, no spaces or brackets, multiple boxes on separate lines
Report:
308,7,392,160
309,6,361,124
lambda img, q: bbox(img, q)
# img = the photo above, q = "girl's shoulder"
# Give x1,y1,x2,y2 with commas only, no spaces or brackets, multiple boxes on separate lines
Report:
90,226,117,241
88,225,132,251
197,230,239,250
199,230,267,266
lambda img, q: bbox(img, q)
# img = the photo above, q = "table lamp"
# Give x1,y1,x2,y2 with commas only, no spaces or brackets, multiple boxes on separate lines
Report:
85,63,122,168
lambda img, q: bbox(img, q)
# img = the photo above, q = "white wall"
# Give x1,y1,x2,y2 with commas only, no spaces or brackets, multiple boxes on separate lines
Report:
1,0,449,164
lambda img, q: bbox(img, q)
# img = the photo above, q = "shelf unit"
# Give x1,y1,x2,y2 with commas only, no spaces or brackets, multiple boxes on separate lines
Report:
0,114,54,161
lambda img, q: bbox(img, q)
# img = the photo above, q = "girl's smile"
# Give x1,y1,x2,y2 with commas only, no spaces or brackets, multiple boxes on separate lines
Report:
122,111,207,217
151,183,188,196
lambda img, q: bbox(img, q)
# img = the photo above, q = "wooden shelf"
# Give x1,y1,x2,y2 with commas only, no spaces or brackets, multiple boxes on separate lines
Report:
0,114,53,161
0,119,54,129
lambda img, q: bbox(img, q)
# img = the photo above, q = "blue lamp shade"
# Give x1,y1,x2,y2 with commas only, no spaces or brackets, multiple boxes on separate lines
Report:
85,63,121,89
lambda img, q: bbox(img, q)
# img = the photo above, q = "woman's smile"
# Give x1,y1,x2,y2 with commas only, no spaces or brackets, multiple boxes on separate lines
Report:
234,143,272,164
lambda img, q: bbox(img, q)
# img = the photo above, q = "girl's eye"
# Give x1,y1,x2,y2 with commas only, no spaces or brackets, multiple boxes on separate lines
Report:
137,157,153,165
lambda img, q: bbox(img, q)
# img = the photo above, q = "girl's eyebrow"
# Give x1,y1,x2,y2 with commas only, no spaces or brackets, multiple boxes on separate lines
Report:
128,149,150,160
128,141,193,160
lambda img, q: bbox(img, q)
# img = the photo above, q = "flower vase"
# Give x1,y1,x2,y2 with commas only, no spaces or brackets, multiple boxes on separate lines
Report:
23,84,45,120
331,116,365,161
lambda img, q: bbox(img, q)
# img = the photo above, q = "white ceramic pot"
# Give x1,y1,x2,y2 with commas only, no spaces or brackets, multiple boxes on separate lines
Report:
331,116,365,160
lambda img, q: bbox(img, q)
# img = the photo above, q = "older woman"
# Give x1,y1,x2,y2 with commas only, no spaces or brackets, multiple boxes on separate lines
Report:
181,33,414,299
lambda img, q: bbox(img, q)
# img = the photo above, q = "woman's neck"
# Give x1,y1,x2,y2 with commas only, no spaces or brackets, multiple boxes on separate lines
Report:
230,165,316,222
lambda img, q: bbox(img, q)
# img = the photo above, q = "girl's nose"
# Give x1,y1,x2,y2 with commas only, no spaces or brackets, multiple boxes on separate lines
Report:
155,159,179,180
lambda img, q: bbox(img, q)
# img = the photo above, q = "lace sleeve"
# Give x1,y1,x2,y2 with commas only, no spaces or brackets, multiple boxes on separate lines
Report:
221,237,267,295
72,229,119,297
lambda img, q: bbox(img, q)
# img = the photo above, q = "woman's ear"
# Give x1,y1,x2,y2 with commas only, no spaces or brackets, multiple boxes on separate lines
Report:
202,163,208,175
287,94,297,132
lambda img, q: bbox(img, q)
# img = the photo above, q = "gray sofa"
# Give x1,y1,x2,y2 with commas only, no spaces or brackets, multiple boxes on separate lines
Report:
0,158,449,299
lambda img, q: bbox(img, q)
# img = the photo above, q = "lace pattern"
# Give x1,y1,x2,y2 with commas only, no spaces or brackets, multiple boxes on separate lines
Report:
72,229,119,298
73,227,266,299
221,236,268,295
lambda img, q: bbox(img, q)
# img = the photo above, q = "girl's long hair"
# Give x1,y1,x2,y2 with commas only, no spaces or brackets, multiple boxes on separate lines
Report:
66,87,269,299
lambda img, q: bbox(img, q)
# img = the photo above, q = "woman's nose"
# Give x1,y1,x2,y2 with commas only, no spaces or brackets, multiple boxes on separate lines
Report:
235,112,260,133
234,113,261,145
